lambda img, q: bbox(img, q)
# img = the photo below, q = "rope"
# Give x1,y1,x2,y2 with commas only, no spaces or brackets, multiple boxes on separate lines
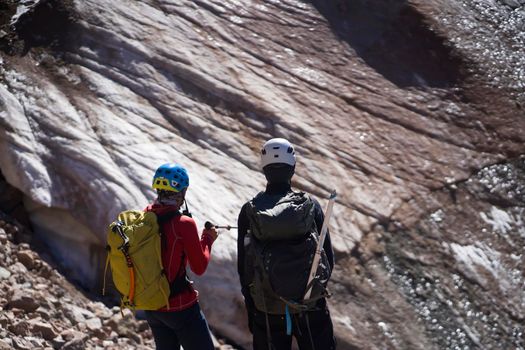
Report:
305,313,315,350
293,313,302,336
260,287,274,350
102,253,110,296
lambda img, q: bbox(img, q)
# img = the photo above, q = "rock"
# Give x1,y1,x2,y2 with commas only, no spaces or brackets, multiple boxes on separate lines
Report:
44,295,58,306
0,339,11,350
62,337,87,350
103,313,133,336
102,340,114,347
53,287,66,299
30,321,58,340
8,290,40,312
38,261,53,278
85,317,102,331
2,250,13,266
502,0,522,8
0,316,8,329
61,329,87,342
76,321,87,332
0,231,7,244
35,306,52,320
22,336,45,348
91,325,109,340
136,320,149,332
63,305,91,324
33,283,48,290
9,262,28,275
16,250,36,270
50,336,66,349
51,317,72,335
108,330,118,340
2,310,15,321
11,307,26,317
18,243,30,250
0,267,11,280
3,223,17,235
8,320,30,336
116,338,133,347
11,337,32,350
124,331,142,344
88,301,113,319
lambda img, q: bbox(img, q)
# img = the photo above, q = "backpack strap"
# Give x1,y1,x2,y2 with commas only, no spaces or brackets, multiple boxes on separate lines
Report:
156,211,179,224
168,254,192,297
156,211,192,298
153,232,170,309
279,297,309,312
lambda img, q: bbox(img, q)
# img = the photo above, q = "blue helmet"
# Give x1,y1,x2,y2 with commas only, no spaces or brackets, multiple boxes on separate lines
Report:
152,163,189,192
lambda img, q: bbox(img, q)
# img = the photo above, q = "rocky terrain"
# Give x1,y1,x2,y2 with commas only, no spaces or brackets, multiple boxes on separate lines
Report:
1,0,524,349
0,213,155,349
0,211,237,349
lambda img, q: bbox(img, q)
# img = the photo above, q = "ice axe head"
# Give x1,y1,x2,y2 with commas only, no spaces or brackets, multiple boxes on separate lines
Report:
111,221,129,249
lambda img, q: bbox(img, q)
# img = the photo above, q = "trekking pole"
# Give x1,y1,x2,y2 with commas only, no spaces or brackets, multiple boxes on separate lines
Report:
112,222,135,305
204,221,237,230
304,190,337,300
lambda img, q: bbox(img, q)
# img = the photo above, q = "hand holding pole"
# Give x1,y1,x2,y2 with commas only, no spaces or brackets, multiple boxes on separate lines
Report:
204,221,237,230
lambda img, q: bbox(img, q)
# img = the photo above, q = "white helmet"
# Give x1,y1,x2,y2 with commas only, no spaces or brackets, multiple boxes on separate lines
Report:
260,138,296,168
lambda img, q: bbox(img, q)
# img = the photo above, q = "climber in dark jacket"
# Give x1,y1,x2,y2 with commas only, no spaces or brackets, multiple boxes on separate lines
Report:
237,138,336,350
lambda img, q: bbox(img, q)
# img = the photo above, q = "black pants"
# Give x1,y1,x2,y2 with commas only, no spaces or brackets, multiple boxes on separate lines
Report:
145,302,214,350
252,303,336,350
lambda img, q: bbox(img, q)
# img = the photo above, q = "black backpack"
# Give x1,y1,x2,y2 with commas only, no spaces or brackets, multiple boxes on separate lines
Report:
245,191,331,314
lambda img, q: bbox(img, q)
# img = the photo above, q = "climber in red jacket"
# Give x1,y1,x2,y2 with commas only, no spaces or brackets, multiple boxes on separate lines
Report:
144,163,218,350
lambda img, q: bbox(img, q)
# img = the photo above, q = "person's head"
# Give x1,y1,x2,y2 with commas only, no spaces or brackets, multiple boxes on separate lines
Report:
152,163,189,208
260,138,296,184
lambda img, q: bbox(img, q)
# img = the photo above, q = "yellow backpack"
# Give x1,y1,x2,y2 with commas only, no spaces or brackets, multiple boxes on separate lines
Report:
103,210,171,310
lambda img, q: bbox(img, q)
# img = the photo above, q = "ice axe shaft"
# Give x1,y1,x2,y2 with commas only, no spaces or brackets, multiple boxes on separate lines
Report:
204,221,237,230
111,221,135,304
304,190,337,300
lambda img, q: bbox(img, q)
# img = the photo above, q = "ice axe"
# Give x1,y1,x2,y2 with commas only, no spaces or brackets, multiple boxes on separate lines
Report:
112,220,129,249
111,221,135,305
304,189,337,300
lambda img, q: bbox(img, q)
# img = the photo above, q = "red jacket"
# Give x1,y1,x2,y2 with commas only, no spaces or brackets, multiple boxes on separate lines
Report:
145,203,214,311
